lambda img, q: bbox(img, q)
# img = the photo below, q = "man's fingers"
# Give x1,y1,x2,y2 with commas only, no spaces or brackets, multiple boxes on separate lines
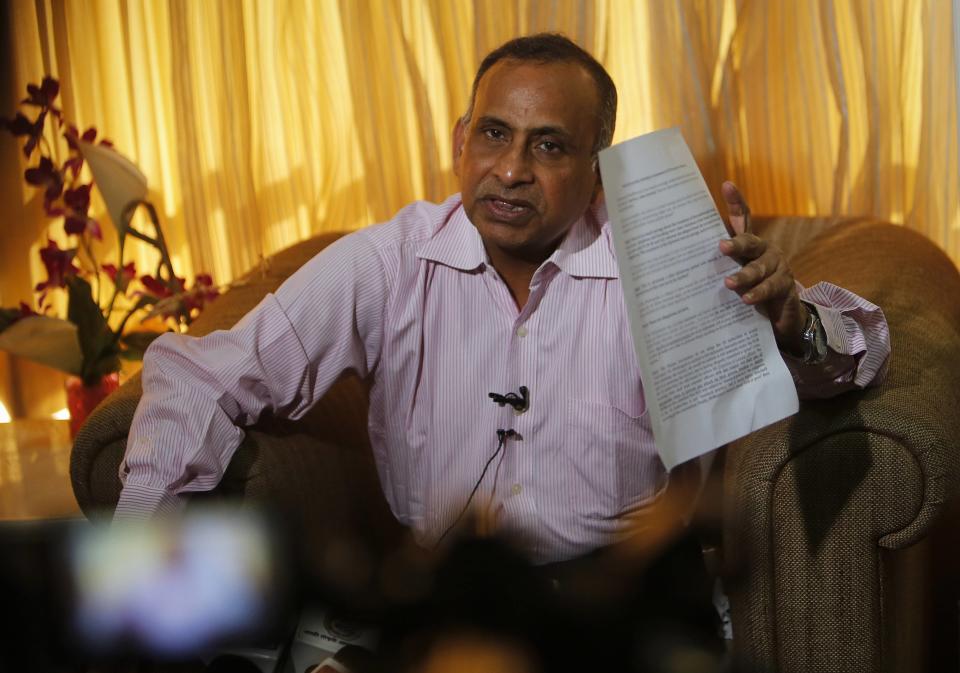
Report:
719,233,766,261
742,273,793,305
724,258,769,290
723,249,784,293
730,264,794,305
721,180,752,236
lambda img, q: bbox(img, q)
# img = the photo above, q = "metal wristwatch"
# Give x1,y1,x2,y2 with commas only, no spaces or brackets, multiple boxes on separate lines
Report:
800,301,829,365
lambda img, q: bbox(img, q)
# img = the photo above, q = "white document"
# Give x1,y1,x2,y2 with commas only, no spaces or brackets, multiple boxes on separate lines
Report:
598,127,798,470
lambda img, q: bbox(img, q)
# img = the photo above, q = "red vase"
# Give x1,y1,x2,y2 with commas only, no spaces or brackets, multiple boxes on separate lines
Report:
65,372,120,438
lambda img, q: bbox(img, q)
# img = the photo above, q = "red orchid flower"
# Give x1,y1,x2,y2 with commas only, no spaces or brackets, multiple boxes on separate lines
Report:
138,274,189,320
63,183,92,214
3,78,59,158
64,215,87,236
102,262,137,293
3,112,36,136
8,112,48,159
64,124,79,150
3,111,46,158
139,274,186,299
35,239,79,294
21,76,60,111
65,124,97,151
183,274,220,313
61,184,102,239
17,302,38,319
63,155,84,180
24,156,64,208
64,215,102,240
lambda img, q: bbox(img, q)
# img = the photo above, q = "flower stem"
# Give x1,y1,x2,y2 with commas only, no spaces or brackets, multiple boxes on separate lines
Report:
105,238,125,320
113,304,138,338
123,200,177,290
79,234,101,308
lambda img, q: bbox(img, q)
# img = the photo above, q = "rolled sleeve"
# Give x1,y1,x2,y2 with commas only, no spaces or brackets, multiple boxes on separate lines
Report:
114,229,390,522
784,281,890,398
116,295,309,519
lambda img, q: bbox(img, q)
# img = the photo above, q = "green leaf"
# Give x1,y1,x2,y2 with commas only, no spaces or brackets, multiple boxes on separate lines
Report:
119,329,165,361
66,276,120,385
0,315,83,374
0,308,21,333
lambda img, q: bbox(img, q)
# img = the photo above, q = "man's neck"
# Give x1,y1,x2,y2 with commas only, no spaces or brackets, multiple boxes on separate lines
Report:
486,251,544,311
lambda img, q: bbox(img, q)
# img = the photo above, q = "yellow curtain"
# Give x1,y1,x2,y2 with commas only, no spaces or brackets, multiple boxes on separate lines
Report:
1,0,958,417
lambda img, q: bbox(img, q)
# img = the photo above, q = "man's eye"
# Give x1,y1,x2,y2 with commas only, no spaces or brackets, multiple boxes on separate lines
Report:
537,140,563,153
482,128,506,141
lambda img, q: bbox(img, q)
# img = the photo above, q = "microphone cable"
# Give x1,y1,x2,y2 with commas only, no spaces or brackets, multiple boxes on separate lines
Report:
434,428,516,548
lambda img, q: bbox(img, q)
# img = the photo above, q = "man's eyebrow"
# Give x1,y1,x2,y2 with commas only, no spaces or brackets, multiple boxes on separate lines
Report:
476,115,510,128
475,115,574,140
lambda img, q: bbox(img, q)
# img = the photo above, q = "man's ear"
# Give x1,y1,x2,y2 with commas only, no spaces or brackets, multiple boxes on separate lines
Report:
452,117,466,177
591,163,604,205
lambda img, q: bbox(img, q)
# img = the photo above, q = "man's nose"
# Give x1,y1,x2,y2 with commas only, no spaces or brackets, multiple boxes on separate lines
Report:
493,143,533,186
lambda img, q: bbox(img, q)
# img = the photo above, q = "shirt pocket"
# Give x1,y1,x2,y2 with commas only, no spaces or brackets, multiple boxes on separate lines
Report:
563,398,665,520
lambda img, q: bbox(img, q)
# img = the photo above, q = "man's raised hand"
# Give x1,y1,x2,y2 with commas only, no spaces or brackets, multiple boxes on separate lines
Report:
718,181,808,356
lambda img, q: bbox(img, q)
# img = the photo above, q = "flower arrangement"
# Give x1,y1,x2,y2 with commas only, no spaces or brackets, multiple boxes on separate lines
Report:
0,77,217,389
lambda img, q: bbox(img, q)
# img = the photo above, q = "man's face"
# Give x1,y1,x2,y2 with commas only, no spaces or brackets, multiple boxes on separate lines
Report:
453,59,602,269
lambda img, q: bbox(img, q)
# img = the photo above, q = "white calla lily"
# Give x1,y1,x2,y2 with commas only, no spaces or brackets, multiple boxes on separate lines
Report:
77,140,147,234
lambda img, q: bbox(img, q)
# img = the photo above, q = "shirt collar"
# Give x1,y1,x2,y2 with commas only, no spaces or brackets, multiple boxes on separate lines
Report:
547,199,619,279
416,198,487,271
416,195,619,279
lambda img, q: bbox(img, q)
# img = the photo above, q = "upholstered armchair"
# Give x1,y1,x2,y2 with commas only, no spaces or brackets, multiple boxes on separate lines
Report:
71,216,960,672
724,216,960,672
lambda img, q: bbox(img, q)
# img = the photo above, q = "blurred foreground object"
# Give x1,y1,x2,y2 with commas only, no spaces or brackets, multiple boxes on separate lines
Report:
68,507,288,659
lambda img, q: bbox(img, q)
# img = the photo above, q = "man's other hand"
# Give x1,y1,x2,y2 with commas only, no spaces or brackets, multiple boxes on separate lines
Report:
718,181,808,356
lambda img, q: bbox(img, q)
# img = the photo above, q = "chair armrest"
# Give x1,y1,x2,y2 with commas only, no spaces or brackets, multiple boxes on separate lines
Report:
724,219,960,672
212,425,403,551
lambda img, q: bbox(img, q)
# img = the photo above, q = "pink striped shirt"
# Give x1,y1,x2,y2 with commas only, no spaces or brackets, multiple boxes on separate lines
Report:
116,194,889,563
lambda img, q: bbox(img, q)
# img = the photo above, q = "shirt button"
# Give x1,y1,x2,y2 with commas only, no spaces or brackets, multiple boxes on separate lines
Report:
516,326,528,338
511,483,522,495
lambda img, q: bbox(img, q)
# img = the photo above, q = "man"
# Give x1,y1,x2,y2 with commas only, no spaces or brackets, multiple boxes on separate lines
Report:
115,34,888,568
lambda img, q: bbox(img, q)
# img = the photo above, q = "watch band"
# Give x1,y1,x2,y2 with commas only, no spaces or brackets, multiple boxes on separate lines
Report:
800,301,829,365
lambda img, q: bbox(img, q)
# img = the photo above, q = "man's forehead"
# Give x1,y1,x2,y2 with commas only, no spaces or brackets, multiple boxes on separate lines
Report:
476,58,592,96
472,59,599,130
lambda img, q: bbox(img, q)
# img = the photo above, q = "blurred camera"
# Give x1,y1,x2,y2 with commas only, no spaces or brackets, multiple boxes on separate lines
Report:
0,506,293,670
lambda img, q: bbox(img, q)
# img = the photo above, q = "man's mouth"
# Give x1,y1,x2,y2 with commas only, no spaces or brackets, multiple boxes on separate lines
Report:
483,196,534,221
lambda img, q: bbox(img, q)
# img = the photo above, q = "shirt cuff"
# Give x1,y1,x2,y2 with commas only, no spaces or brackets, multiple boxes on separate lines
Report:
783,281,890,396
799,281,889,386
113,481,187,522
810,302,849,355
